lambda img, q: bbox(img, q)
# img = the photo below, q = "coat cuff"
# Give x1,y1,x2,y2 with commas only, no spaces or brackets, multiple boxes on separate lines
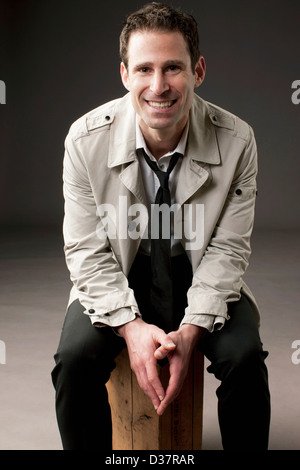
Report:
186,292,229,318
183,293,230,332
86,305,141,328
180,313,226,333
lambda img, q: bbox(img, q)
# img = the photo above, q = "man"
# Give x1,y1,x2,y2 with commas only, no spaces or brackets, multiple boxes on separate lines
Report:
52,2,270,450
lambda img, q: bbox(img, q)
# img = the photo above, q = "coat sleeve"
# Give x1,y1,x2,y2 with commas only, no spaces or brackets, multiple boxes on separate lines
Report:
63,132,140,327
181,126,258,332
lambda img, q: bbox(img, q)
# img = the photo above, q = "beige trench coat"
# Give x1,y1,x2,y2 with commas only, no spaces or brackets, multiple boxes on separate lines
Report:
63,93,259,332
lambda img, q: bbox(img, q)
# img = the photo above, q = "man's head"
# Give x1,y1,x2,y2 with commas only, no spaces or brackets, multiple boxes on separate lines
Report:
120,2,201,72
119,2,205,151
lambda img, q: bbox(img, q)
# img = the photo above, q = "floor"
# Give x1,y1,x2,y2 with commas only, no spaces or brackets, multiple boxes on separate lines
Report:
0,227,299,450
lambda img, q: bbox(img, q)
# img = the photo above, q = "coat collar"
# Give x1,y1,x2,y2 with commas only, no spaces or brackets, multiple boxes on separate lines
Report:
107,94,137,168
107,92,223,168
174,94,221,205
107,93,227,206
187,94,221,165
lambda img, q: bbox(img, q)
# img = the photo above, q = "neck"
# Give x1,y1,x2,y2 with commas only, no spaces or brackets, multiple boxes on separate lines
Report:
139,120,187,160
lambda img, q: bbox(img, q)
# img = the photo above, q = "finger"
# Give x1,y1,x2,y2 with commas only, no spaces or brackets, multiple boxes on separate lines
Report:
134,365,162,409
153,333,177,360
156,356,185,415
152,328,177,349
154,344,175,360
134,360,166,410
145,361,166,404
156,375,182,416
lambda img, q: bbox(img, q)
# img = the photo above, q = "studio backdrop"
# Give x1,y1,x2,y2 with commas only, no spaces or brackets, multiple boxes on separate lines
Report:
0,0,299,231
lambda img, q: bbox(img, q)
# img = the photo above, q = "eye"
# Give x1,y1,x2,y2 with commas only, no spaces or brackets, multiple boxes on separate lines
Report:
166,64,181,73
139,67,150,73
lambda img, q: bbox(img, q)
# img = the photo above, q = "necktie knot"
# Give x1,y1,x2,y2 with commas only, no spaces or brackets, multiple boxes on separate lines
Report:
141,149,180,206
157,171,169,190
141,149,180,192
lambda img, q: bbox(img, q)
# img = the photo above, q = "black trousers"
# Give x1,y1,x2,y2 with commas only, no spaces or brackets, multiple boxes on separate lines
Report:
51,254,270,450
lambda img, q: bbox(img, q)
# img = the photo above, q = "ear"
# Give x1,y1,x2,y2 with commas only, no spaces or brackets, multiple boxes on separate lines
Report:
120,62,130,91
194,56,206,88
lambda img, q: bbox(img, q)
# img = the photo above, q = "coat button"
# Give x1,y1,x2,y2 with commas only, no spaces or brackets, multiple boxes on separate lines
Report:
235,188,242,195
212,115,218,122
88,309,95,313
105,115,110,121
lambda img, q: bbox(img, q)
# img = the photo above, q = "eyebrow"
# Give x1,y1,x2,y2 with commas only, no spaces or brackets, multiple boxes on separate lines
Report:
132,60,187,71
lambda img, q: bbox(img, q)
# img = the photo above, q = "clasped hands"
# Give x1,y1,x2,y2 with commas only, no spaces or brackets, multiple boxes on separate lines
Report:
117,317,204,415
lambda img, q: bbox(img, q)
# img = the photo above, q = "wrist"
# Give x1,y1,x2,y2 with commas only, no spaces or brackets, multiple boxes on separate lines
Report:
115,316,142,339
179,323,205,346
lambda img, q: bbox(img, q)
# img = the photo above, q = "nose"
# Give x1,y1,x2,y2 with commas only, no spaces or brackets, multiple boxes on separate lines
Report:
150,70,169,95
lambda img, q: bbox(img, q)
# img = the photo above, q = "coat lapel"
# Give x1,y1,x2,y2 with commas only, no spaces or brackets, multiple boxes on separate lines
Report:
119,159,147,206
175,94,221,206
107,94,147,206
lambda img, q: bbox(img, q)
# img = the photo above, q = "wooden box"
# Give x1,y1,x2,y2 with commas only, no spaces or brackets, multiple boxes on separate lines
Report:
106,347,204,450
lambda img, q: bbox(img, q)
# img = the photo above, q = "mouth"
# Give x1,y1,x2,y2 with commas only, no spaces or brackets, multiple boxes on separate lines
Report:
146,99,177,109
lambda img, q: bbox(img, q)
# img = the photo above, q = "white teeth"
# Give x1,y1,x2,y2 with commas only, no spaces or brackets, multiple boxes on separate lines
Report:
148,100,174,109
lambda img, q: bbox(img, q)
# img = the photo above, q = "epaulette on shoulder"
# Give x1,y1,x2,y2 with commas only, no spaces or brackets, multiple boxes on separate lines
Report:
68,98,119,141
207,101,250,142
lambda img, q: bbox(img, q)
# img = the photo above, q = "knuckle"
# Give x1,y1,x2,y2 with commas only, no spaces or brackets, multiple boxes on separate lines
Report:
147,369,157,382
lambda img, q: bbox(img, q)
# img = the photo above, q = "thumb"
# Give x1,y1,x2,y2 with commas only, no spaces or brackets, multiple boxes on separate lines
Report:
154,335,176,360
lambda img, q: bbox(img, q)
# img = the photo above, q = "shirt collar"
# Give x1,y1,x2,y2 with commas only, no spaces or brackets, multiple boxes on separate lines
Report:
136,116,189,160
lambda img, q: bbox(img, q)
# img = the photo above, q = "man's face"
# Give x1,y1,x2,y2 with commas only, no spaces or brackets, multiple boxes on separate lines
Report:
121,30,205,138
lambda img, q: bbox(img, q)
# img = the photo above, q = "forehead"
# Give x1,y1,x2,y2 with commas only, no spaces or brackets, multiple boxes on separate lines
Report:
126,30,191,66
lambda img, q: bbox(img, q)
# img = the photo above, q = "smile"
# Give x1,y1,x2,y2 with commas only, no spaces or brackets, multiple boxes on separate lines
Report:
146,100,176,109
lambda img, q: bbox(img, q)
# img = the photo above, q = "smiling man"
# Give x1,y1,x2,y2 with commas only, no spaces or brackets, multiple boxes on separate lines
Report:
52,2,271,450
120,29,205,157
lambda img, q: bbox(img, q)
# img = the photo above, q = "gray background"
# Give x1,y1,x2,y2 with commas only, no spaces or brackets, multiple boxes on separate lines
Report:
1,0,299,230
0,0,300,452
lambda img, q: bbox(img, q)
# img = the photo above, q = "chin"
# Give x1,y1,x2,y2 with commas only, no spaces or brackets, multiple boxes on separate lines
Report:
144,116,176,130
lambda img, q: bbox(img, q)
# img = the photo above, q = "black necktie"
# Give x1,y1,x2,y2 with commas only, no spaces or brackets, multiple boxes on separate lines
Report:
142,149,180,332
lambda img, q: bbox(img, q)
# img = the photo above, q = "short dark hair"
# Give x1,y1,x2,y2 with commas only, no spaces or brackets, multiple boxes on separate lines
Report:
119,2,200,70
